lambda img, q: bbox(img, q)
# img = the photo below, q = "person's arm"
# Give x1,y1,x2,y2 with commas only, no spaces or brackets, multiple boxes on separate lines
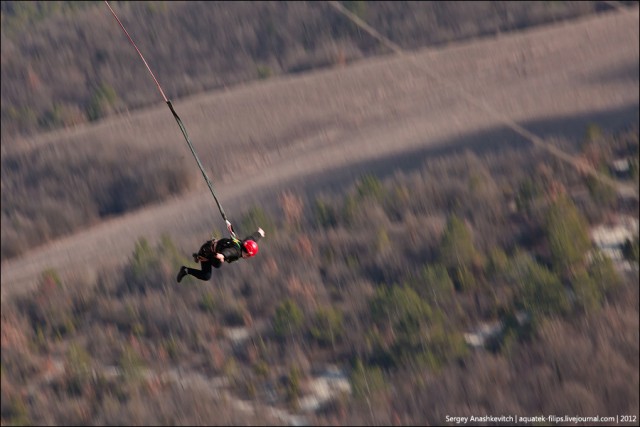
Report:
218,246,240,263
245,227,265,242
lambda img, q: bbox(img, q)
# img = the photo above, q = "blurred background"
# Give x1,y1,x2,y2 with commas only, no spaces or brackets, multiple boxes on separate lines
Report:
1,1,638,425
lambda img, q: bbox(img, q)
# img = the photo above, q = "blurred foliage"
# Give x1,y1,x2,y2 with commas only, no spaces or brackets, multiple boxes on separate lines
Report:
240,205,276,237
355,174,385,202
309,306,344,349
0,1,97,35
272,298,304,340
64,343,93,396
86,82,122,121
285,366,302,409
368,285,461,368
584,250,622,301
123,235,186,293
350,359,386,400
418,263,454,304
1,141,193,261
545,194,592,279
439,214,480,270
118,343,144,382
509,253,569,316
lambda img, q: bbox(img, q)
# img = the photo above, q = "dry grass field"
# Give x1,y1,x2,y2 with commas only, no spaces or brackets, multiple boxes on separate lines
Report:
1,6,638,299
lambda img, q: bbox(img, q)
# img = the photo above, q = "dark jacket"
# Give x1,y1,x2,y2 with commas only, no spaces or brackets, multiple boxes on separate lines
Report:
197,230,263,268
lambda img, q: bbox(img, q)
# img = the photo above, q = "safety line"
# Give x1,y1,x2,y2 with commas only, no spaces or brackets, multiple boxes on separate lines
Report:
326,1,638,199
103,1,237,238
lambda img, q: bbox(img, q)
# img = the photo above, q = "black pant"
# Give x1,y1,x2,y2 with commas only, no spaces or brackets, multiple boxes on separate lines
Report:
185,258,221,281
186,260,212,281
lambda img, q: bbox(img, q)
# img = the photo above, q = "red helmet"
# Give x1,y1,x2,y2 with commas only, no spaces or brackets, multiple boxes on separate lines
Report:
242,240,259,257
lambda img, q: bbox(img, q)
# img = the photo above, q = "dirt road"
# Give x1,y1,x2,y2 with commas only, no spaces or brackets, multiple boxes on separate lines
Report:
2,8,638,300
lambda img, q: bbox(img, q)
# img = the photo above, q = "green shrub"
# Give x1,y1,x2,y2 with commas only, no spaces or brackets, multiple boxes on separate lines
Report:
272,299,304,340
350,359,386,400
256,64,272,79
309,306,344,348
509,254,569,316
86,82,120,121
545,195,591,278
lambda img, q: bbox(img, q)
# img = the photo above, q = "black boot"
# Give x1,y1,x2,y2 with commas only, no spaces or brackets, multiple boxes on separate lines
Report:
177,266,188,283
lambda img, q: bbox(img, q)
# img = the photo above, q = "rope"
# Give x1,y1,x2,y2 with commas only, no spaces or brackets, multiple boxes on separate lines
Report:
103,1,237,238
326,1,638,200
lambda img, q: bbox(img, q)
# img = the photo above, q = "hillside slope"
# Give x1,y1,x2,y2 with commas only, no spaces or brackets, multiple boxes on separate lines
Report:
1,1,605,138
1,7,638,299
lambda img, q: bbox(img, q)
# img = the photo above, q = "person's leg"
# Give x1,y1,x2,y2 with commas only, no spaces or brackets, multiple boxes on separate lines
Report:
185,260,213,281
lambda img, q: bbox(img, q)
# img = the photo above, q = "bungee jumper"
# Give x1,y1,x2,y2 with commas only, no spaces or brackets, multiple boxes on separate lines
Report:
177,227,265,283
104,1,264,283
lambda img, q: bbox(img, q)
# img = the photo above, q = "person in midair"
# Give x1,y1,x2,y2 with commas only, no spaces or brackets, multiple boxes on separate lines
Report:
177,227,265,283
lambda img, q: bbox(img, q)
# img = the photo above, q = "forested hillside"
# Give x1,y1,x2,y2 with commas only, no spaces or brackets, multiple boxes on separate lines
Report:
2,123,638,425
1,1,611,139
1,3,638,424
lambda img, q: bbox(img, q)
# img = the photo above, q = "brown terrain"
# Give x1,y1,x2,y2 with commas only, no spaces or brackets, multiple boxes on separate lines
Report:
1,7,638,300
